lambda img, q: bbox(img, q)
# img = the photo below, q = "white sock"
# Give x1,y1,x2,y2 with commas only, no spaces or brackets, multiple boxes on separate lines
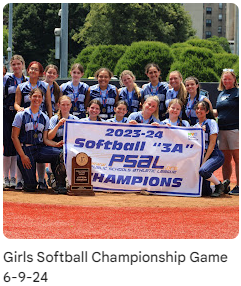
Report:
17,166,22,183
10,156,17,178
3,156,11,178
207,174,220,185
37,163,46,183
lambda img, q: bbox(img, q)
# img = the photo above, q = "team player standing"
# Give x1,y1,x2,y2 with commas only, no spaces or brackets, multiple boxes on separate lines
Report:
3,56,238,196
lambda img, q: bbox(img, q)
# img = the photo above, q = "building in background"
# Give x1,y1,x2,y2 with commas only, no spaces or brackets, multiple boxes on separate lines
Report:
183,3,239,54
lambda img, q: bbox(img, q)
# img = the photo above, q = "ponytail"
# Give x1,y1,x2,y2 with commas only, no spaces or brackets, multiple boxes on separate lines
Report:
133,83,141,99
53,81,60,103
178,82,187,105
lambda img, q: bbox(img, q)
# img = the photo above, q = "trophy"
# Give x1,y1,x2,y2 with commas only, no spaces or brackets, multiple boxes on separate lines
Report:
68,152,95,196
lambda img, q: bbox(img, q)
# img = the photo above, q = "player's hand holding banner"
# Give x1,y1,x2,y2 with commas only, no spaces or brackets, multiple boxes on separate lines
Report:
63,121,204,197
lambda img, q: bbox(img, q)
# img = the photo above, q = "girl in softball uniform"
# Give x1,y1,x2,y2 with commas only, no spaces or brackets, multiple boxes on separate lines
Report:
80,99,105,122
85,68,119,120
165,71,189,121
60,63,89,119
142,63,169,121
184,76,213,126
14,61,52,117
12,88,67,194
44,64,60,115
106,100,128,123
14,61,52,190
162,99,190,127
118,70,143,116
194,101,229,197
127,96,161,125
48,95,79,189
48,95,79,143
3,55,27,189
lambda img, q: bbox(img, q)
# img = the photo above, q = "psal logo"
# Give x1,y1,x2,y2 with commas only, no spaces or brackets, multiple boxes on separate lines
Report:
188,132,198,140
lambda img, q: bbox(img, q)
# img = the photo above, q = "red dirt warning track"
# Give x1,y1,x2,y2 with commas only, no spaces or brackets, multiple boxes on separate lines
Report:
3,201,238,239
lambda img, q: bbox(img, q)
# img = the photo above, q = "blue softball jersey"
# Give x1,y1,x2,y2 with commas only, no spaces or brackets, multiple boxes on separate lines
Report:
12,108,49,145
89,83,117,119
185,93,207,126
60,81,89,119
18,80,49,111
194,119,219,150
49,114,79,142
127,111,161,124
142,82,169,121
162,118,190,127
119,87,143,115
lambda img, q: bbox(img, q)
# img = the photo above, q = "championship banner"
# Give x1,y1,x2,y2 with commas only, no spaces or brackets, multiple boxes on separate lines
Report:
63,121,204,197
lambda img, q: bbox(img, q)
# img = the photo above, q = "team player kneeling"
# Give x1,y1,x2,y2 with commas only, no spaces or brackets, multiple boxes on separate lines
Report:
4,57,237,196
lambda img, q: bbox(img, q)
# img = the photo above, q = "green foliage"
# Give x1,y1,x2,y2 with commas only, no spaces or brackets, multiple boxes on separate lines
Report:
186,39,226,53
214,53,239,77
181,47,216,68
232,60,239,81
4,3,238,83
114,41,174,80
74,46,96,71
207,36,231,53
6,3,89,67
169,39,238,82
170,42,192,60
170,61,219,82
73,39,238,82
73,3,195,46
11,3,61,66
84,45,127,77
169,47,219,82
3,25,8,58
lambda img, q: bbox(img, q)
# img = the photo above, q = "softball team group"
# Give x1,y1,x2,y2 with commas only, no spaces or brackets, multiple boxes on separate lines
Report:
3,55,239,197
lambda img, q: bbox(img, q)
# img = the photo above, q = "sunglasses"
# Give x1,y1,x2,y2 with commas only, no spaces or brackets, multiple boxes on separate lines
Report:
223,68,234,72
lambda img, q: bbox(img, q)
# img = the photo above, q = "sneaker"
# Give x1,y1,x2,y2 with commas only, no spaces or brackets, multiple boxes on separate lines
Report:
38,180,48,190
229,185,239,196
223,179,231,194
3,177,10,189
53,186,68,194
9,177,16,188
15,181,23,190
66,179,70,189
47,174,56,189
211,182,225,197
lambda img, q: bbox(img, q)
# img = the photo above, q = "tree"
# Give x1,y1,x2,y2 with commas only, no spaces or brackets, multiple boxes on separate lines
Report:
73,3,195,46
10,3,60,66
4,3,89,67
3,25,8,58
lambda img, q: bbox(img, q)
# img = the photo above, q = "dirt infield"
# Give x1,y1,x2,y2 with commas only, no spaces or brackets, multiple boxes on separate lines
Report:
3,183,239,208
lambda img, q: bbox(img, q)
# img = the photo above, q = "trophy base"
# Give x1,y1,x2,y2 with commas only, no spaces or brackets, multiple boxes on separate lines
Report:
68,185,95,196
